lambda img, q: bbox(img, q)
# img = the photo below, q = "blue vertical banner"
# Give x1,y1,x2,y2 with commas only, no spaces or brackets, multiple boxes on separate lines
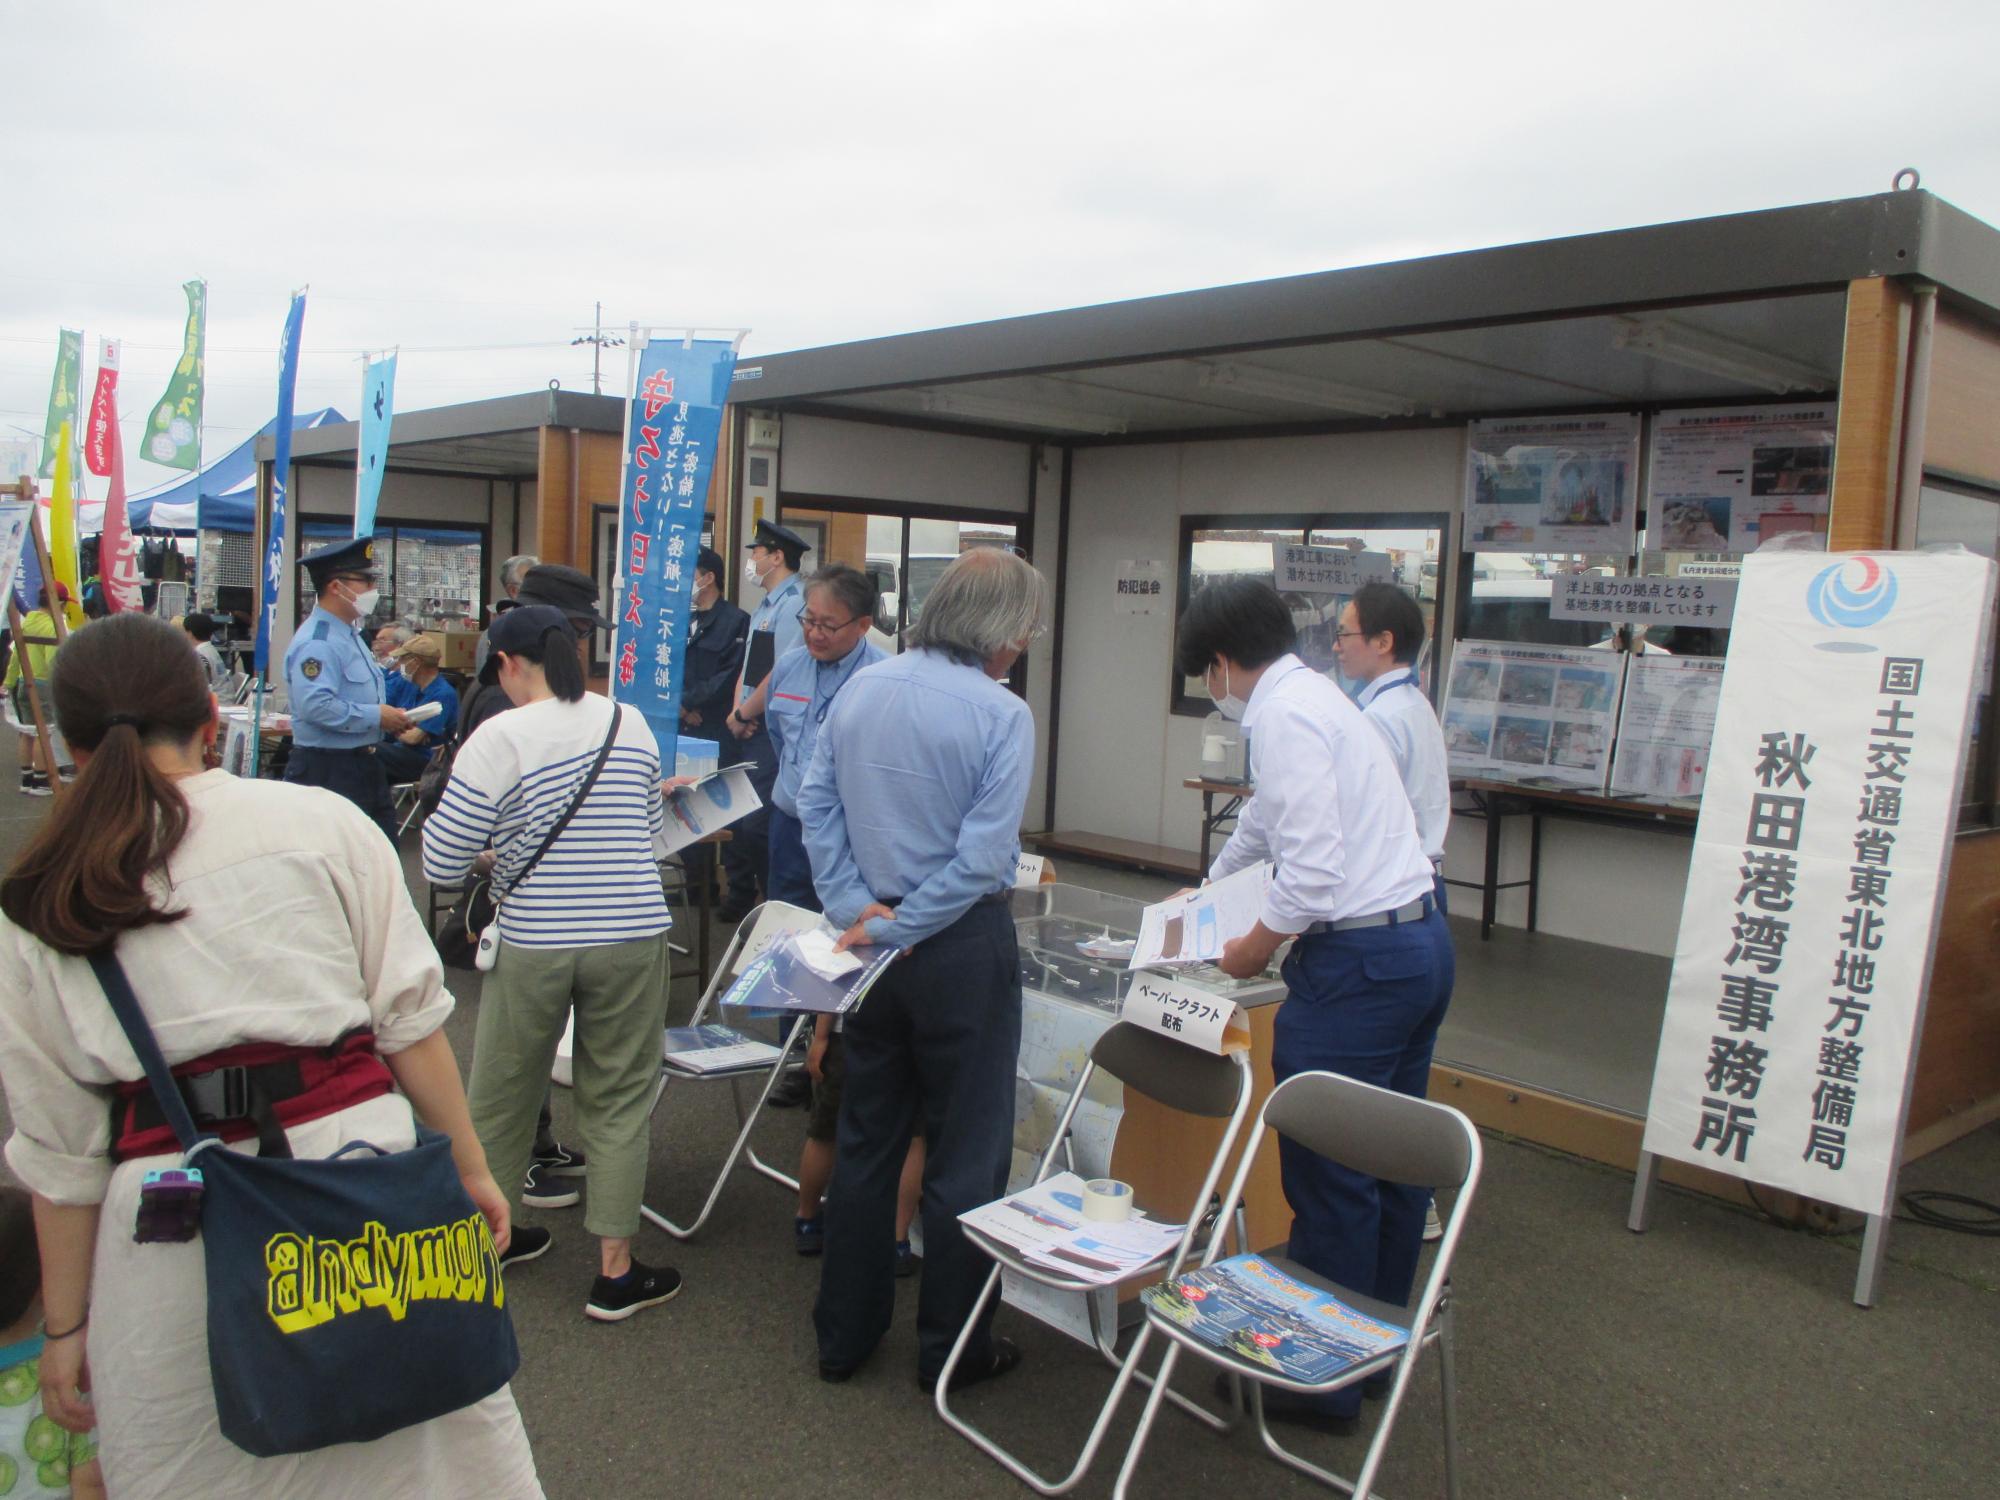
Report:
354,351,397,537
255,290,308,676
610,336,739,763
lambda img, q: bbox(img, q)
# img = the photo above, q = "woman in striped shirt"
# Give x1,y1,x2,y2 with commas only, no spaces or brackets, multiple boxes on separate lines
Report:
422,605,682,1324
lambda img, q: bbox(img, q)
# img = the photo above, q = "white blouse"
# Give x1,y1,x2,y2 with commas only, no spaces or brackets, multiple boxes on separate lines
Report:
0,769,455,1205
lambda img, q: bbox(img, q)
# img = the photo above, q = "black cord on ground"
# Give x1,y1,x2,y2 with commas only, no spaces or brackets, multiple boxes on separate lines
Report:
1896,1190,2000,1237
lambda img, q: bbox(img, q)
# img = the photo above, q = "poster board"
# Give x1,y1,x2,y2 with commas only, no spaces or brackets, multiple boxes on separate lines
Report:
1638,549,1996,1220
1465,413,1641,553
1608,655,1725,802
1647,403,1837,554
1441,640,1624,790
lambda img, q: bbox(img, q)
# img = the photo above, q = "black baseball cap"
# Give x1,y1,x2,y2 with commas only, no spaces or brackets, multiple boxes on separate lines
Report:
515,562,613,630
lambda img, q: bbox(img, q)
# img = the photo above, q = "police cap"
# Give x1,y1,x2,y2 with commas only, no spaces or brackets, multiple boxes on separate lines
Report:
301,534,380,590
746,519,810,564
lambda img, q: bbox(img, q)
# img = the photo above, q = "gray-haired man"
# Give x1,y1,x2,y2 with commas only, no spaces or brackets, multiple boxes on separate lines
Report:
801,546,1043,1394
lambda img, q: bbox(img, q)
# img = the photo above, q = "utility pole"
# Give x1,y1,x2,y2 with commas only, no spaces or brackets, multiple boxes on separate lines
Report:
570,302,626,396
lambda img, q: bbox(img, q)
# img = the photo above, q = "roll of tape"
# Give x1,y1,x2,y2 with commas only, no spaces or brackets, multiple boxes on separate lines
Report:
1082,1178,1134,1223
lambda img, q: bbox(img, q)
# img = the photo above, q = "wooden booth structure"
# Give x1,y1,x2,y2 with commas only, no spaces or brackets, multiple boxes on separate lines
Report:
709,188,2000,1222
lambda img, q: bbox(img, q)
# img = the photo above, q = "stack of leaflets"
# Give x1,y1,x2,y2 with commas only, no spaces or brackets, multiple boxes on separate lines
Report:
661,1024,782,1075
960,1171,1184,1287
719,930,898,1018
1140,1254,1408,1383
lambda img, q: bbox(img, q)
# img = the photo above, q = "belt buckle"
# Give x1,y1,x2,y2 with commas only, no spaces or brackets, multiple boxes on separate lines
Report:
183,1065,251,1122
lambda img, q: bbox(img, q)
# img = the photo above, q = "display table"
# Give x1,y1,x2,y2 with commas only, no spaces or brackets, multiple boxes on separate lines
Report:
1007,884,1287,1317
1182,776,1251,872
1457,777,1698,941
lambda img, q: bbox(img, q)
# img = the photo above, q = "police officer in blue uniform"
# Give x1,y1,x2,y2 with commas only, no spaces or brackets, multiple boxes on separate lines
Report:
719,519,810,921
283,534,410,840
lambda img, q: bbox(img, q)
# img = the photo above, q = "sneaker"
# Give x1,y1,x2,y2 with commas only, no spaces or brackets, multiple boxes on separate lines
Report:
1423,1202,1443,1243
586,1261,683,1322
20,772,50,798
500,1225,553,1267
794,1216,825,1257
522,1160,581,1209
894,1239,918,1279
533,1141,588,1177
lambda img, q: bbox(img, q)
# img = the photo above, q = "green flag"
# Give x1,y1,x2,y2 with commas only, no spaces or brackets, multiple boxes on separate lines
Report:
144,279,207,470
38,328,82,479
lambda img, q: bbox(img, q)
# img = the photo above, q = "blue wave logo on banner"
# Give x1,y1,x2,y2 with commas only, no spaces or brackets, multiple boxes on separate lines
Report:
1806,557,1898,631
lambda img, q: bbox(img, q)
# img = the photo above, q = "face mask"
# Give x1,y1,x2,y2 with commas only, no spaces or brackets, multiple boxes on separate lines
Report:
346,583,380,618
1210,663,1248,722
744,558,763,587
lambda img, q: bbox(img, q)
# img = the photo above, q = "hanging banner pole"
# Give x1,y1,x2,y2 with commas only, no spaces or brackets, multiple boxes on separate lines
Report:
607,327,744,768
250,289,309,780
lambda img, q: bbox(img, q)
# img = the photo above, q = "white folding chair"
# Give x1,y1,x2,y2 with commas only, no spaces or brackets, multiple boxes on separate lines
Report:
936,1022,1256,1495
1112,1070,1483,1500
639,900,823,1241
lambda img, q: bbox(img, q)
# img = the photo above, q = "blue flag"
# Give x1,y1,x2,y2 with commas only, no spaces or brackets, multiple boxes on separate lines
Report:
609,337,738,763
354,353,396,537
255,291,307,676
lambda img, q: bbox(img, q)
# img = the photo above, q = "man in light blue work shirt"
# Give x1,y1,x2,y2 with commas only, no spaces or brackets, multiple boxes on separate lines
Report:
764,563,887,910
719,518,810,921
283,534,411,840
800,547,1043,1395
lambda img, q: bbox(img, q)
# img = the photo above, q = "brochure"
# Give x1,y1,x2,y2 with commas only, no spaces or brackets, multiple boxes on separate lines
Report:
961,1171,1183,1287
661,1024,782,1075
1130,862,1271,970
1141,1254,1407,1383
661,763,761,854
718,931,897,1017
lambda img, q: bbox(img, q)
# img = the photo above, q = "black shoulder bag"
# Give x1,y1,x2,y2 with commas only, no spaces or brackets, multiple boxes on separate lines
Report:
88,952,520,1457
438,701,622,969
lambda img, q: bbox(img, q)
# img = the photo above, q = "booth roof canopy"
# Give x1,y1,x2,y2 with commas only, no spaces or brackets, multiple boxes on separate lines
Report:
258,388,623,478
724,189,2000,443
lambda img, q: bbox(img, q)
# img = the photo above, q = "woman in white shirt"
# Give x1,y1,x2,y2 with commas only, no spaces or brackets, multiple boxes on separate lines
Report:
0,613,543,1500
422,605,683,1324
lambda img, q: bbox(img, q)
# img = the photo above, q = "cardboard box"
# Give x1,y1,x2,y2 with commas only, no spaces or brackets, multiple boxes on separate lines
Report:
439,628,482,676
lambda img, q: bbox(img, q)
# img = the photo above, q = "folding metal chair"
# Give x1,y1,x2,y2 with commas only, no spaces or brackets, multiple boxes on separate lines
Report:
1112,1070,1482,1500
936,1022,1256,1495
638,900,824,1241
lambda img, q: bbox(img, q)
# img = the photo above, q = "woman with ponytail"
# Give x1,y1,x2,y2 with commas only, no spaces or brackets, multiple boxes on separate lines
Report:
0,615,543,1499
421,604,683,1324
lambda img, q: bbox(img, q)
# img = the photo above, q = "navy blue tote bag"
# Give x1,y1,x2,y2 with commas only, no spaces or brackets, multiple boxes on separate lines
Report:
91,950,521,1457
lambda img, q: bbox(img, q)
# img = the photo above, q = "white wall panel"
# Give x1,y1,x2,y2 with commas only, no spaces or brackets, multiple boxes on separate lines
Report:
780,414,1031,514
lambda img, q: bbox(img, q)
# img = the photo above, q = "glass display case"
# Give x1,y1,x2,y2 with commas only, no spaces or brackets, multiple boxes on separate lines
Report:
1010,883,1281,1012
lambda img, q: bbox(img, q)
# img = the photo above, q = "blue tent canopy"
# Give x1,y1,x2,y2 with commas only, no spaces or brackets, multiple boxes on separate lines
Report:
120,407,344,533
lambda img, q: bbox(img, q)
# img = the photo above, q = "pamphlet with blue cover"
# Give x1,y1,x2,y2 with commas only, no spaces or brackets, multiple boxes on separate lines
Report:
1141,1254,1408,1383
719,930,898,1017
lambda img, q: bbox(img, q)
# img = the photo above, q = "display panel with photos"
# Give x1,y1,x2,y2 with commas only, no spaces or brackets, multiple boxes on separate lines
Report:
1464,414,1641,554
1607,654,1725,803
1442,640,1624,791
1645,403,1836,555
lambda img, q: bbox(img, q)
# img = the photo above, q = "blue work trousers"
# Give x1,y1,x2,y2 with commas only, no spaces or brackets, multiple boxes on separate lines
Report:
1271,904,1454,1417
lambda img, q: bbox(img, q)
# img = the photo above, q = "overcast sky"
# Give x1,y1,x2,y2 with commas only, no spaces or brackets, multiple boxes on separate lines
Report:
5,0,1997,493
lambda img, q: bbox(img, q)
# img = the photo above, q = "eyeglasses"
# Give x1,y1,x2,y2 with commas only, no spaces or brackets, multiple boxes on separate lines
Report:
800,612,864,636
1333,629,1368,641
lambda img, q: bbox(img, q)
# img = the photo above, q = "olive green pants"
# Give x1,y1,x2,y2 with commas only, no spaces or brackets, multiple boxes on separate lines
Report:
468,930,671,1240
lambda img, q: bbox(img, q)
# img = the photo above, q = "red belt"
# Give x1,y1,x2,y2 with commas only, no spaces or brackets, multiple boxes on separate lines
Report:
111,1031,394,1162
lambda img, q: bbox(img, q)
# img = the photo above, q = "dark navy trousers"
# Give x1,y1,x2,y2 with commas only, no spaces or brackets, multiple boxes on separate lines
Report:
285,745,397,842
814,900,1020,1379
718,727,777,907
1271,903,1454,1416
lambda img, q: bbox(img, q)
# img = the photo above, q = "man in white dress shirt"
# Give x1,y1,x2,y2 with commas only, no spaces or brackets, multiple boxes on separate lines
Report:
1180,579,1455,1435
1335,582,1450,909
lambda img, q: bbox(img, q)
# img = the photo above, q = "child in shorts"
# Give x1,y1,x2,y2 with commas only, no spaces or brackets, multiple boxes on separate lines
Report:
0,1186,104,1498
793,1017,925,1275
